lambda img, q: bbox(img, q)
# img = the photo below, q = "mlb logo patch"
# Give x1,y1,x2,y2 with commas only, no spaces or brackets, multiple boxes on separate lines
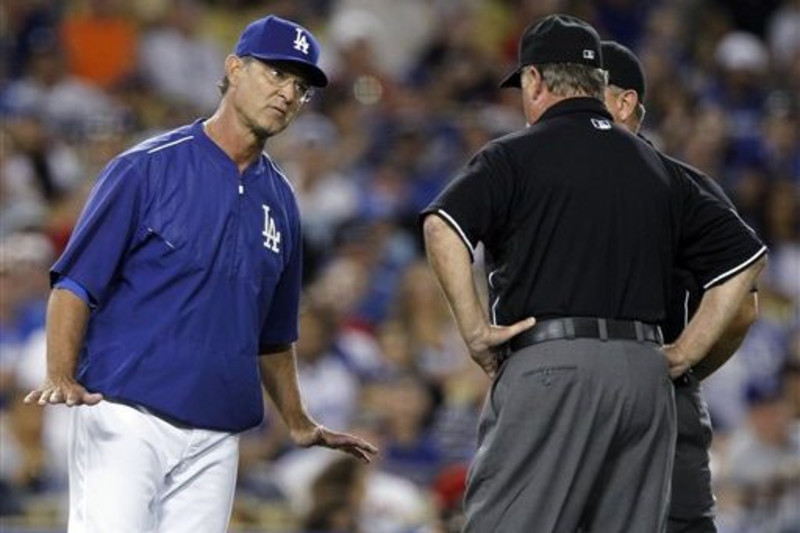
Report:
591,118,612,130
583,50,595,60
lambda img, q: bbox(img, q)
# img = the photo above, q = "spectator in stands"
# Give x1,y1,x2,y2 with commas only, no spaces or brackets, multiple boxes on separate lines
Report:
138,0,225,112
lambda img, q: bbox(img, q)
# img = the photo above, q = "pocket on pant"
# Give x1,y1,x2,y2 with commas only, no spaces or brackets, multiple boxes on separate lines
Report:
520,365,578,387
505,365,580,423
85,400,148,438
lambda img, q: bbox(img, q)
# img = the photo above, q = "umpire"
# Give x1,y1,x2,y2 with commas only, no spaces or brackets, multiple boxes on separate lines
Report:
602,40,762,532
421,14,767,532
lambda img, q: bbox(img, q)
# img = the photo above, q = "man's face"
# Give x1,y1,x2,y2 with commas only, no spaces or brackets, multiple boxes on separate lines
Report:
229,58,312,139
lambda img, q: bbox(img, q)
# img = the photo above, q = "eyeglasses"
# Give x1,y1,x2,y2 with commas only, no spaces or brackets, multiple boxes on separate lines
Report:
261,63,314,103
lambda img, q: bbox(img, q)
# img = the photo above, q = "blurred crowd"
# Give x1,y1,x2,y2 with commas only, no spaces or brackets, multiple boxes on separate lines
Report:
1,0,798,532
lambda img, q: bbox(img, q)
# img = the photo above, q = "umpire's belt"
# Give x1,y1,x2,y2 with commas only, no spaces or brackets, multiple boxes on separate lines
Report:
509,317,663,352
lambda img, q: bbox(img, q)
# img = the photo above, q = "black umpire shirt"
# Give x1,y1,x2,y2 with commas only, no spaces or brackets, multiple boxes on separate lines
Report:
661,152,755,520
660,153,754,343
422,98,766,327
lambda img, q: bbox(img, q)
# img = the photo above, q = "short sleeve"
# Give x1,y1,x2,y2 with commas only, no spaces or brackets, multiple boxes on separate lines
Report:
420,142,515,261
259,212,302,349
674,166,767,290
695,173,734,209
53,275,95,308
50,157,145,305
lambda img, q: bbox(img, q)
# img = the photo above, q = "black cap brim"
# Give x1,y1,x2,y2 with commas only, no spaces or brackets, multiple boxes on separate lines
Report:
499,67,522,89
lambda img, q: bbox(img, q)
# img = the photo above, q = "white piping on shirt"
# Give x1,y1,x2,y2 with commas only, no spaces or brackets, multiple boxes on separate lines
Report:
267,158,297,194
683,289,690,329
434,209,476,261
146,136,194,154
702,246,767,290
488,269,500,325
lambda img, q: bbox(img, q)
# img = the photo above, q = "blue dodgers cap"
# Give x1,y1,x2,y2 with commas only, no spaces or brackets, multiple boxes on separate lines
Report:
235,15,328,87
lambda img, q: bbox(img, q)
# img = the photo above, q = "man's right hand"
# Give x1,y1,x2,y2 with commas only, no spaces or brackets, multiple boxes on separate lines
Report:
24,377,103,407
467,317,537,379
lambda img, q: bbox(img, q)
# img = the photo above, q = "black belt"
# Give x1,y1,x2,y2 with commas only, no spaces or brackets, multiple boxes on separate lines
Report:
508,317,663,352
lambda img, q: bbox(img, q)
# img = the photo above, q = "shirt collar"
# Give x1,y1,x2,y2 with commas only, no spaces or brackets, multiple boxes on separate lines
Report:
192,119,267,176
536,97,613,123
637,132,654,147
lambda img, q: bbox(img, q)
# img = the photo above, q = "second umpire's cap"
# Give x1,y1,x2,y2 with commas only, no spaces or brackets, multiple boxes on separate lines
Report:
601,41,646,102
500,14,603,89
235,15,328,87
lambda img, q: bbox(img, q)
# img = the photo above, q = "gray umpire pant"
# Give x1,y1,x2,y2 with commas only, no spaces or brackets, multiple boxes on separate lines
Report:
463,338,676,533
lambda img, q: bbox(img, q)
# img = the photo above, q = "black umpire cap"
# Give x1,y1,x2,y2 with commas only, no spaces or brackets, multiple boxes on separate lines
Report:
601,41,647,102
500,14,603,89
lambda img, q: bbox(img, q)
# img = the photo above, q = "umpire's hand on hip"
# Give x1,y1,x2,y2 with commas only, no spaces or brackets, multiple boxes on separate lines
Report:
466,317,537,379
663,344,696,378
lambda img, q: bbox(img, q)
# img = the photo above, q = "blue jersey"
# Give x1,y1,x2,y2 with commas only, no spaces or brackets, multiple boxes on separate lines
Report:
52,120,302,432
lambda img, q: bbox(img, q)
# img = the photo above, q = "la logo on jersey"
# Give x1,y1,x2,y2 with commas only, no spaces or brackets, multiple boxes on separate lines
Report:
293,28,310,55
262,205,281,253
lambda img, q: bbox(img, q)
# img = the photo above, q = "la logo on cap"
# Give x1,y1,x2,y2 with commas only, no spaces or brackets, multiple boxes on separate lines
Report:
583,49,595,60
293,28,310,55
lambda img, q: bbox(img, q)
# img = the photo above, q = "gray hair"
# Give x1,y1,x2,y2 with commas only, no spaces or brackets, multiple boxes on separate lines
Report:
217,56,256,95
533,63,607,100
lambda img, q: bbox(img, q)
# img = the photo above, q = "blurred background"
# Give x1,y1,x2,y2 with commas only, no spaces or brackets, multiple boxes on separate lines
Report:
0,0,798,532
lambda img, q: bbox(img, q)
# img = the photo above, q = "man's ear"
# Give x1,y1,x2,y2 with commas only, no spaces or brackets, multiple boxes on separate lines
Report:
225,55,246,88
525,66,544,100
618,89,640,123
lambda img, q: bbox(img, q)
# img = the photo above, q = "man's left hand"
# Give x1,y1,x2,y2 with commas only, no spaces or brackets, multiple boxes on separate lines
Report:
663,344,693,378
291,424,378,463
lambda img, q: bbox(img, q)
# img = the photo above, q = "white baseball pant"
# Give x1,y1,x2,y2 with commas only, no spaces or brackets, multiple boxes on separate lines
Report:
68,400,239,532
